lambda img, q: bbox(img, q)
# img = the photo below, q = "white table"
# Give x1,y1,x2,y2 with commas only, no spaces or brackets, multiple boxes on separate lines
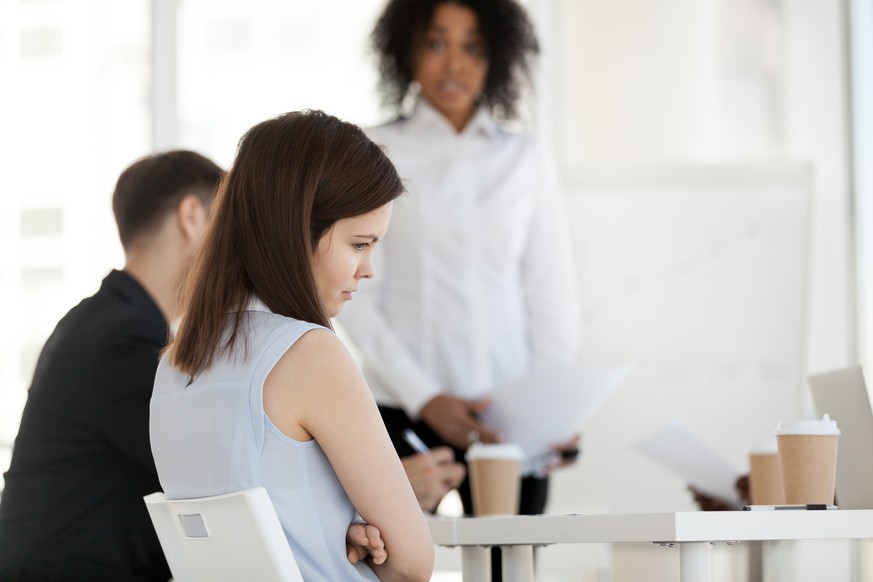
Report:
428,510,873,582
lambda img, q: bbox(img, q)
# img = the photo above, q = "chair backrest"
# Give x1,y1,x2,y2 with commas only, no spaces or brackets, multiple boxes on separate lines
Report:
143,487,304,582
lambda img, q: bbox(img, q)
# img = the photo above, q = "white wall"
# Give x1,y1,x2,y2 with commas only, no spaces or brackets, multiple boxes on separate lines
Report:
851,0,873,369
529,0,854,579
781,0,855,374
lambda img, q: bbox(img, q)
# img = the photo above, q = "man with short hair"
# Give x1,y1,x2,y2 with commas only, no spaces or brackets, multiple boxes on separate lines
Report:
0,151,222,581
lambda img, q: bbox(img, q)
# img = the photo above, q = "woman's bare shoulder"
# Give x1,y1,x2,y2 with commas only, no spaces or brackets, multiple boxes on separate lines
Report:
275,327,362,392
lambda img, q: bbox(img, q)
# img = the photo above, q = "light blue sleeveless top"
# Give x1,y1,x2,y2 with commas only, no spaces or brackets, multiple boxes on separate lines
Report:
149,301,379,581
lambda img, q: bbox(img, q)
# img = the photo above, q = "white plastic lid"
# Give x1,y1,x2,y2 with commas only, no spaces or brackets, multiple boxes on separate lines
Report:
775,414,841,436
749,437,779,455
465,443,524,462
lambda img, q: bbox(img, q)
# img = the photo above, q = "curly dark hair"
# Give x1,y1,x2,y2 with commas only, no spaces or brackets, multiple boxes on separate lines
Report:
371,0,540,121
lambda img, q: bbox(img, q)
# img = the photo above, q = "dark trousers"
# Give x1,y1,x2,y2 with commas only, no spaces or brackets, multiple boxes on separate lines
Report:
379,405,548,580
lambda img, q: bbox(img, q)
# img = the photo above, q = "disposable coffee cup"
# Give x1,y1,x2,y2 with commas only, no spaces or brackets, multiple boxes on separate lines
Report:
748,437,784,505
776,414,840,505
465,443,524,516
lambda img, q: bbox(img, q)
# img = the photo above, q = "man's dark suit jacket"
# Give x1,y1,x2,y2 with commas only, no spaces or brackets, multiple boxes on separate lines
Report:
0,269,172,581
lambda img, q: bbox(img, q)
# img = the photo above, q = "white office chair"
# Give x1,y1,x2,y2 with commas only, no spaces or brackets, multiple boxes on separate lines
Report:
144,487,304,582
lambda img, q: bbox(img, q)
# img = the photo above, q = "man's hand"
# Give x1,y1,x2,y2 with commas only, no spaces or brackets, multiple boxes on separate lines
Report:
346,523,387,565
402,447,466,512
419,394,499,449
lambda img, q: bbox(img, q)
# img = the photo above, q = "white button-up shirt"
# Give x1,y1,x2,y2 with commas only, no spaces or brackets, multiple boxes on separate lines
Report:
338,100,579,417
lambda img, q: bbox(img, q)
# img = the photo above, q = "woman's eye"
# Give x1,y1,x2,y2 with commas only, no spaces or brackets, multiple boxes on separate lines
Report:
427,39,445,52
465,42,482,56
352,243,368,251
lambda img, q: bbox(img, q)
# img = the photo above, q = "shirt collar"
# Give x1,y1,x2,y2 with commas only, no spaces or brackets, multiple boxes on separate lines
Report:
108,269,167,327
245,296,272,313
405,98,500,141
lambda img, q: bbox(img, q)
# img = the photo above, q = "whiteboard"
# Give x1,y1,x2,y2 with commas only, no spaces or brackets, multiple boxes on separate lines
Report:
551,163,812,513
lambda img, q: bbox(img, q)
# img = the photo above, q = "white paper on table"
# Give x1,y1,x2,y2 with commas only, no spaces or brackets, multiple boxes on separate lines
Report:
479,363,632,472
632,419,744,506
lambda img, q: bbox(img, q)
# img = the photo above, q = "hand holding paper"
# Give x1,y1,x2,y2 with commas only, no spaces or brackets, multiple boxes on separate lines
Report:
633,419,744,507
419,394,499,449
479,363,632,474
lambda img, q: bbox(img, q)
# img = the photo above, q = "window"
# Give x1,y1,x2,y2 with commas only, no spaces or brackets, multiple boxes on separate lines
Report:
0,0,151,488
175,0,387,166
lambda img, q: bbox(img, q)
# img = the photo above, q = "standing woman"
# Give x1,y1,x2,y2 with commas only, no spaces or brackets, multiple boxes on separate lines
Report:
149,110,433,581
339,0,580,520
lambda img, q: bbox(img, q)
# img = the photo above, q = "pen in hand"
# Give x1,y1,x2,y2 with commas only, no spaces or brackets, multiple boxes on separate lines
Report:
403,429,431,455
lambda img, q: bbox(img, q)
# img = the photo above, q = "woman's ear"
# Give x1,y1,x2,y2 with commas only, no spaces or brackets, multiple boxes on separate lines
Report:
176,194,208,245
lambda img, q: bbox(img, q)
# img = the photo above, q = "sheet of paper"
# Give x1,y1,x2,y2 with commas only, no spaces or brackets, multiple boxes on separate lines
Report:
633,419,743,505
480,364,632,470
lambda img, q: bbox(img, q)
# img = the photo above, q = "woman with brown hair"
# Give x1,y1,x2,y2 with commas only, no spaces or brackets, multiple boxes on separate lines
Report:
149,110,433,581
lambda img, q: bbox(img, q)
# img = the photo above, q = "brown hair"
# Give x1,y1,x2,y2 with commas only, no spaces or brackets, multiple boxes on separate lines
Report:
169,110,403,376
112,150,222,250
